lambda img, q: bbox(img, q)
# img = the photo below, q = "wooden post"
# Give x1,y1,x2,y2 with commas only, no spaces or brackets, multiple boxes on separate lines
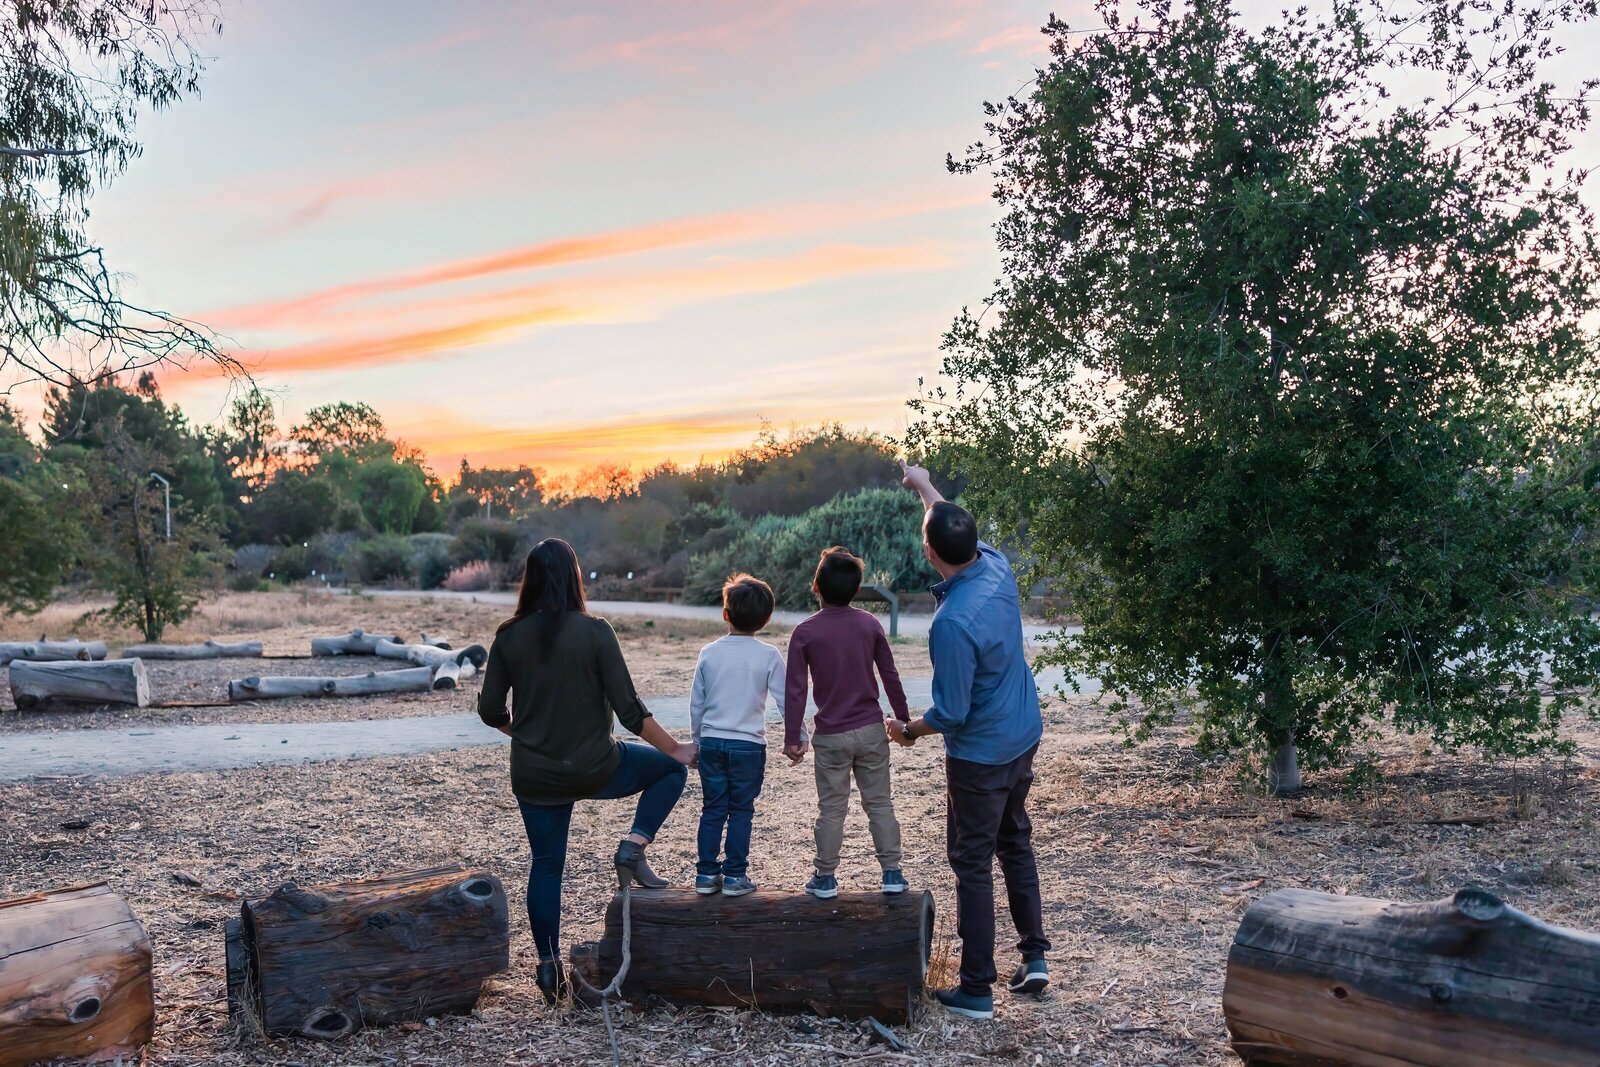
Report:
309,629,404,656
226,866,509,1039
228,667,435,701
569,889,933,1022
9,659,151,708
0,639,109,666
121,639,264,660
1223,887,1600,1067
0,884,154,1067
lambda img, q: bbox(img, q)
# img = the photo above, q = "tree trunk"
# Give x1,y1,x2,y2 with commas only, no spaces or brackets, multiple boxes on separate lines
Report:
309,629,404,656
419,633,450,648
374,640,488,670
121,639,264,660
430,658,478,690
0,640,109,666
1268,740,1301,795
568,889,933,1023
1224,887,1600,1067
0,883,154,1067
228,666,434,701
9,658,151,708
226,866,509,1040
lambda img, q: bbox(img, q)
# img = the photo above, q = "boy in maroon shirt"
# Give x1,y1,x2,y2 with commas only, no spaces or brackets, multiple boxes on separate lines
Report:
784,546,912,897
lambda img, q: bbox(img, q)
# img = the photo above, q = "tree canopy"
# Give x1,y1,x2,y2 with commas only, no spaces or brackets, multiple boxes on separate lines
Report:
911,0,1600,788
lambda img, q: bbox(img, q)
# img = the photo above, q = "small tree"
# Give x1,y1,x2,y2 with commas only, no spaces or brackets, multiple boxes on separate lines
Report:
79,418,220,640
912,0,1600,790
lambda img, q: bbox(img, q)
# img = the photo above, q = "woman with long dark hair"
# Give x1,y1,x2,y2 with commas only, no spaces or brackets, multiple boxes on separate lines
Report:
477,537,696,1002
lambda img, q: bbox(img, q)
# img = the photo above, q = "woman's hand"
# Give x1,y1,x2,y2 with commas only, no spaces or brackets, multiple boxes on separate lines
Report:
496,723,513,737
672,741,699,769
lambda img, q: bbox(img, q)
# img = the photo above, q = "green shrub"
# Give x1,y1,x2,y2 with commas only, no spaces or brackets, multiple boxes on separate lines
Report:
410,532,454,589
342,534,414,585
271,544,311,581
451,518,520,565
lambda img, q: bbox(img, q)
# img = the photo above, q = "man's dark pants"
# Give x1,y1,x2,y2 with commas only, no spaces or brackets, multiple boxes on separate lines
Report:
946,743,1050,997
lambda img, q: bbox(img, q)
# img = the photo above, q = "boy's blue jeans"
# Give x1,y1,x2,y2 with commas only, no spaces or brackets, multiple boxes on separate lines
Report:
696,736,767,878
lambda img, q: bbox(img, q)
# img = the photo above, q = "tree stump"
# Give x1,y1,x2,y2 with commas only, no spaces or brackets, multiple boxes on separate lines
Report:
429,658,478,690
0,640,109,666
309,629,404,656
0,883,154,1067
569,889,933,1022
226,866,509,1040
121,639,264,660
228,666,435,701
1223,887,1600,1067
9,658,151,708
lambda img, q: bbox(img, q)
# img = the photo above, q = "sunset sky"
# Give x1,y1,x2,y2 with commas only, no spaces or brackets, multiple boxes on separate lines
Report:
48,0,1069,476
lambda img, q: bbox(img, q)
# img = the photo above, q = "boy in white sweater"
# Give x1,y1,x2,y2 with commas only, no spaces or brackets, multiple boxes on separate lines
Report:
690,573,790,896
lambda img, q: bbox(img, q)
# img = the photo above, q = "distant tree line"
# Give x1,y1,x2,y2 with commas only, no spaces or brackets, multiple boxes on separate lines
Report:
0,378,954,635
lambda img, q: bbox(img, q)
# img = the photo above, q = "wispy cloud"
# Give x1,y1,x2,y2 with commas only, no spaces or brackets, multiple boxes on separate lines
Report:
968,24,1049,56
355,29,484,74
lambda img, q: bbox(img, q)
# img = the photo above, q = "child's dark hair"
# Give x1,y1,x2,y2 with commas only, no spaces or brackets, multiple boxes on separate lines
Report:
813,547,864,606
723,573,775,633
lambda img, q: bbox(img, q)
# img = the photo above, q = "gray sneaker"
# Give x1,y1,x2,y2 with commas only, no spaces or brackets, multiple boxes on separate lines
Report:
1008,957,1049,995
720,875,756,897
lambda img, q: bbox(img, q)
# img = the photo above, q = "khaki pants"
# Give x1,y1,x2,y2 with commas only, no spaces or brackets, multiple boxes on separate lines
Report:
812,721,902,874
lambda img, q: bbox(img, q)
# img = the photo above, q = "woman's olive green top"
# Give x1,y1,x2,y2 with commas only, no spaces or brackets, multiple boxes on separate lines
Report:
477,612,651,805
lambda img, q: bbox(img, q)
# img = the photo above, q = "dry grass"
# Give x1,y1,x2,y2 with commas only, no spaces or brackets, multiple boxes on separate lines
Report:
2,695,1596,1066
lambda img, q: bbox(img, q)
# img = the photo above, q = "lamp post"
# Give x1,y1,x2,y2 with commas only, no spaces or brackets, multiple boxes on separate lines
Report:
148,472,171,542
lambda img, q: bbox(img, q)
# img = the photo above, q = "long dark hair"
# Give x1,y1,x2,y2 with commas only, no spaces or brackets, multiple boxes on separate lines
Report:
497,538,588,651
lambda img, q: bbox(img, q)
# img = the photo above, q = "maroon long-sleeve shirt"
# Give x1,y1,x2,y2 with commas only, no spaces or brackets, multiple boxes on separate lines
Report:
784,605,910,748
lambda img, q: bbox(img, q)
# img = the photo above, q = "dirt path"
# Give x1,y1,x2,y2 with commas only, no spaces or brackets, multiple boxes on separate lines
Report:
0,669,1086,781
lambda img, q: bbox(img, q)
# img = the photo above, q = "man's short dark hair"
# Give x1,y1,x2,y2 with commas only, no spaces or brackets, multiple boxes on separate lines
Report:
925,501,978,565
722,574,775,632
813,547,864,606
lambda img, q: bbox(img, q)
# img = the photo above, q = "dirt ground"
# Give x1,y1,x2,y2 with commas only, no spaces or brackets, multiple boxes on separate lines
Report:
3,694,1597,1066
0,591,934,732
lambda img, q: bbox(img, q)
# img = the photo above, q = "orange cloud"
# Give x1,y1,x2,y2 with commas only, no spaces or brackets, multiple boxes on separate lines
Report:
221,242,944,378
969,25,1050,56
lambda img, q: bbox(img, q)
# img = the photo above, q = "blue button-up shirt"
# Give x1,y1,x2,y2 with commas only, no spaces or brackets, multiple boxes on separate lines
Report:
923,541,1042,765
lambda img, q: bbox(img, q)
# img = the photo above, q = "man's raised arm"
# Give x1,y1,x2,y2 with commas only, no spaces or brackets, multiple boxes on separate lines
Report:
899,460,946,511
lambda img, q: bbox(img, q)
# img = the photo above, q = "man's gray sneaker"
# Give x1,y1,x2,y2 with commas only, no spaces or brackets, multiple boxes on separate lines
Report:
1008,957,1049,995
695,874,722,895
720,875,756,897
804,873,838,899
881,869,908,894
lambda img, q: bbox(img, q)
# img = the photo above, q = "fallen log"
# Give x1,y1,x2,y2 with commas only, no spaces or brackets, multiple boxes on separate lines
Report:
0,639,109,666
309,629,404,656
1223,887,1600,1067
0,883,154,1067
569,889,933,1022
9,658,151,708
121,639,264,660
226,866,509,1039
420,632,451,648
430,658,479,690
374,639,488,671
228,666,434,701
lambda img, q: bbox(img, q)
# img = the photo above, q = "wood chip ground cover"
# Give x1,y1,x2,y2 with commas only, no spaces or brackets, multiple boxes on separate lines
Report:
3,694,1596,1066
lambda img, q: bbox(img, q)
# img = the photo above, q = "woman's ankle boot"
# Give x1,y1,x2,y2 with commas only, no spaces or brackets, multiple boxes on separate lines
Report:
614,838,669,889
536,958,566,1004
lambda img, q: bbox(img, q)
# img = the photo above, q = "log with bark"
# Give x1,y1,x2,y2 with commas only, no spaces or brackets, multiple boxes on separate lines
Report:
8,658,151,708
120,639,264,660
568,889,933,1022
308,629,404,657
0,639,109,666
0,883,154,1067
374,639,488,671
228,666,435,701
1223,887,1600,1067
226,866,509,1039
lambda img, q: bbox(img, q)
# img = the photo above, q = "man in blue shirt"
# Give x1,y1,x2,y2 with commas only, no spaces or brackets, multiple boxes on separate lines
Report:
888,461,1050,1019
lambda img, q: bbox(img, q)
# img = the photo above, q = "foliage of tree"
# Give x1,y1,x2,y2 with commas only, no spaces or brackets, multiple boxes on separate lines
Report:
288,402,388,458
910,0,1600,789
1,0,232,386
77,417,220,640
355,459,427,534
0,403,77,612
684,490,931,608
451,460,543,520
225,386,283,493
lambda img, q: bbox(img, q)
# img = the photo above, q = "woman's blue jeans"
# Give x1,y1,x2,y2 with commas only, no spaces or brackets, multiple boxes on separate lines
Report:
516,742,687,961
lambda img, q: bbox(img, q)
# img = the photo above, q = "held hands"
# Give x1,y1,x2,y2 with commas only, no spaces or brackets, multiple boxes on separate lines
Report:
674,741,700,769
783,739,810,765
886,718,916,748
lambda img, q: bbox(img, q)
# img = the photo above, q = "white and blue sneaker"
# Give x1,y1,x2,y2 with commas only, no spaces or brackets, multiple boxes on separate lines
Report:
720,875,756,897
935,987,995,1020
1008,958,1049,995
804,873,838,899
881,869,908,894
695,874,722,895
